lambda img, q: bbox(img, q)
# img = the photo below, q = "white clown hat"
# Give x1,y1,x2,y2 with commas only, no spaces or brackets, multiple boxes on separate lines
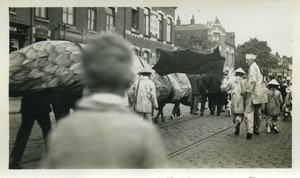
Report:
234,68,246,74
245,53,257,60
268,79,280,86
138,67,154,75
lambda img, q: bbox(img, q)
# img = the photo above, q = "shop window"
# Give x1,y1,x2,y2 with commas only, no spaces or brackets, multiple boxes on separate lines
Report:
131,8,139,32
106,7,115,32
166,18,172,43
10,39,19,53
144,8,150,36
35,7,47,19
88,8,96,31
158,14,163,41
63,7,74,25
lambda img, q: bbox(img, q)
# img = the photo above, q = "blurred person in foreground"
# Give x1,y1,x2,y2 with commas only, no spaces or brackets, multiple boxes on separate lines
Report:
43,33,167,169
129,67,158,121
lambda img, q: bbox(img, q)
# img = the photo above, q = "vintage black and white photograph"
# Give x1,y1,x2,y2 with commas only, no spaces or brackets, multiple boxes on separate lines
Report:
3,0,296,173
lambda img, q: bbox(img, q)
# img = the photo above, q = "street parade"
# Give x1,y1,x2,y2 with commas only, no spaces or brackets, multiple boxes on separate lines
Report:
7,7,292,169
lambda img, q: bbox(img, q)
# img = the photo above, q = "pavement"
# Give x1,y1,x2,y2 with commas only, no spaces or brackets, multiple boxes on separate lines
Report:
9,98,292,169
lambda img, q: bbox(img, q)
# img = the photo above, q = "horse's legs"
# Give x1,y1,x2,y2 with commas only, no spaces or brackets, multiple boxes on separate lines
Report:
176,104,181,118
161,108,165,122
208,93,216,115
200,93,207,116
154,103,165,124
172,102,180,119
154,110,160,124
190,96,194,114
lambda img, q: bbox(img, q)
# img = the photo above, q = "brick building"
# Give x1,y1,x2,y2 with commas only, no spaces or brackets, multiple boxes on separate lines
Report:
174,16,236,71
9,7,176,64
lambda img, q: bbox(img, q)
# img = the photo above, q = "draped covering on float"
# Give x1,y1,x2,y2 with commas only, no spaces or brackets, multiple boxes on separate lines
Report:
153,48,225,81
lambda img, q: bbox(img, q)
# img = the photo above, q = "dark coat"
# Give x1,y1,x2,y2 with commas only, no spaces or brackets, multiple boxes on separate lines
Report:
206,75,221,94
188,74,201,95
20,90,52,115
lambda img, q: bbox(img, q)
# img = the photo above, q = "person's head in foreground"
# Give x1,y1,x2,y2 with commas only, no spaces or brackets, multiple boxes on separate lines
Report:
43,33,167,169
82,33,135,96
245,53,257,67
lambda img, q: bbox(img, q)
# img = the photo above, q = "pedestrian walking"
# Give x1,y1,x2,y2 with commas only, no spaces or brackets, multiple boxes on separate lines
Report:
188,74,202,115
9,90,52,169
243,53,268,139
199,74,208,116
264,79,283,134
43,33,167,168
283,77,292,121
130,67,159,121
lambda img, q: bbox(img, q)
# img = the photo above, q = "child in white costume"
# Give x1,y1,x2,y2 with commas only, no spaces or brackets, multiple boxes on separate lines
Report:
221,68,247,135
265,79,283,134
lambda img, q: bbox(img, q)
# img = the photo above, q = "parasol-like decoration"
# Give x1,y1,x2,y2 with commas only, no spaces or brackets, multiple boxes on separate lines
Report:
9,41,85,97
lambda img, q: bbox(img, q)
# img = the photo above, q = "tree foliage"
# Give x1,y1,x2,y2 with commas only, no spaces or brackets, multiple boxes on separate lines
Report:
234,38,279,74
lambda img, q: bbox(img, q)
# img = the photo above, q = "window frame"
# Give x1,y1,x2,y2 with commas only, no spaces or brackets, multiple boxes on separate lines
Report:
35,7,47,19
144,8,150,36
143,51,150,63
87,8,96,31
166,17,172,43
214,32,221,42
9,8,16,15
62,7,75,26
158,14,163,41
106,7,115,32
131,8,139,32
9,7,16,12
134,49,139,56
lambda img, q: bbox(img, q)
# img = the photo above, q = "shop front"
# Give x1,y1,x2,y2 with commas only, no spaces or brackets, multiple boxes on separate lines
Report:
9,23,31,53
33,25,51,42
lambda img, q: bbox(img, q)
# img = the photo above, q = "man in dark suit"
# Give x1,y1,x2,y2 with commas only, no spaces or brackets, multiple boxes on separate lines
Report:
9,90,52,169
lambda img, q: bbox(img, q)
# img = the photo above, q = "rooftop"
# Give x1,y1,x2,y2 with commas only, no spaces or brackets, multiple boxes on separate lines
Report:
175,23,208,31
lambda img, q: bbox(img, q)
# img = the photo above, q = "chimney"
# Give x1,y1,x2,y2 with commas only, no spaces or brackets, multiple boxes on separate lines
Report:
190,15,195,25
176,16,181,25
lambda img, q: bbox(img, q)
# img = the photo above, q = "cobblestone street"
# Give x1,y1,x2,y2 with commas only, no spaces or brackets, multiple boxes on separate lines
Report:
9,98,292,169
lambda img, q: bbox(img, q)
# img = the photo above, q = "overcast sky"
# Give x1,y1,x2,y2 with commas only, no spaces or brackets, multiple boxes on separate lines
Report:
175,6,293,57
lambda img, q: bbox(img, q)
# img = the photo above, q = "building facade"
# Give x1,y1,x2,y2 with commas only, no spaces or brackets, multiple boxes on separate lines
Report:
9,7,176,64
174,16,235,71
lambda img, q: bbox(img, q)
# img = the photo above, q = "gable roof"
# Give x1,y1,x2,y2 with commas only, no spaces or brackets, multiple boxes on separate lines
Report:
214,18,221,25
